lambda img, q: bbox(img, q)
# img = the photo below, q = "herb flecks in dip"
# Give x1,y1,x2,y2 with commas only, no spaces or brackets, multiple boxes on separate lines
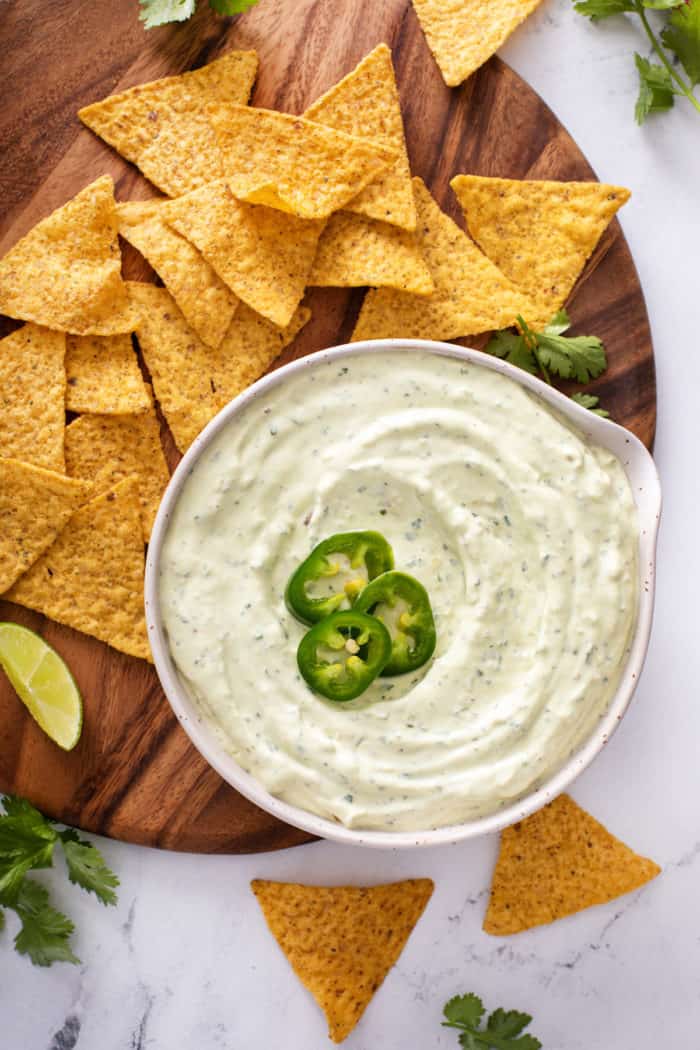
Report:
160,350,639,832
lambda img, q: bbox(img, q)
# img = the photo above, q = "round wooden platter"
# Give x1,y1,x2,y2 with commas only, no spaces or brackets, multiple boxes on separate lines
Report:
0,0,655,853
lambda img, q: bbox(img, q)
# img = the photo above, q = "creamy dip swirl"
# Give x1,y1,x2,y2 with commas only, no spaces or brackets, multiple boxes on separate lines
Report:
160,350,639,832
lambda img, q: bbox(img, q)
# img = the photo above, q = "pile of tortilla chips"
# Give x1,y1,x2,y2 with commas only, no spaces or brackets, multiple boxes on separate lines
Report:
0,42,628,662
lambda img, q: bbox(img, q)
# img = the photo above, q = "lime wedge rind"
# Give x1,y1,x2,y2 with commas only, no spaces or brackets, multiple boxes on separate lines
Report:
0,623,83,751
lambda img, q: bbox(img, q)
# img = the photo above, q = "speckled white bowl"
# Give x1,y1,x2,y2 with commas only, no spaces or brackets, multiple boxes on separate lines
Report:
145,339,661,849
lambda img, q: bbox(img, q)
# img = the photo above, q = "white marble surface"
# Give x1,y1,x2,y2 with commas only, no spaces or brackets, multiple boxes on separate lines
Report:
6,2,700,1046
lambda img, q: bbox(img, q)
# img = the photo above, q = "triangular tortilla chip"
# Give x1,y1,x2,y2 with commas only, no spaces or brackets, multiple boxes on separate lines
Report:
450,175,631,319
352,177,537,341
0,459,92,594
0,177,139,335
78,51,259,197
252,879,433,1043
64,410,169,542
0,324,66,473
129,283,311,452
309,211,434,294
65,332,151,415
412,0,545,87
6,478,150,661
210,105,397,219
483,795,661,936
304,44,416,230
117,201,239,348
165,181,322,328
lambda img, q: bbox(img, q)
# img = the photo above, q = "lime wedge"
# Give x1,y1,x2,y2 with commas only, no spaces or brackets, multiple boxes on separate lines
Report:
0,623,83,750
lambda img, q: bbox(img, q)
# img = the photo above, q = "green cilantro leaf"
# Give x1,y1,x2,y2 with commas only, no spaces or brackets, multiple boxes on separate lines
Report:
14,883,79,968
543,308,571,336
535,331,607,382
59,831,119,906
642,1,686,10
0,794,119,966
571,391,611,416
139,0,196,29
209,0,260,12
444,994,486,1028
459,1033,479,1050
634,54,676,123
442,992,542,1050
575,0,700,121
484,330,538,374
662,0,700,84
573,0,636,20
0,798,57,900
487,1010,532,1038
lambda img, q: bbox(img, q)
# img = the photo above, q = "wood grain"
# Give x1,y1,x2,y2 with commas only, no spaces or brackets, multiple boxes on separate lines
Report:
0,0,655,853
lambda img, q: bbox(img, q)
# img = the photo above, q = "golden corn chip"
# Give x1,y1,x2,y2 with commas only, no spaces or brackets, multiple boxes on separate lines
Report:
483,795,661,936
65,332,151,415
0,177,139,335
64,410,169,542
450,175,631,319
412,0,545,87
78,51,259,197
6,478,150,662
352,177,536,341
117,201,239,348
0,324,66,473
304,44,415,230
251,879,433,1043
0,459,92,594
309,211,433,295
210,105,397,219
165,181,322,328
129,283,310,452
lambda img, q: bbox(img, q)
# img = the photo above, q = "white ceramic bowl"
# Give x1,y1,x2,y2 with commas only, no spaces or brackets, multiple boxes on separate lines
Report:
145,339,662,849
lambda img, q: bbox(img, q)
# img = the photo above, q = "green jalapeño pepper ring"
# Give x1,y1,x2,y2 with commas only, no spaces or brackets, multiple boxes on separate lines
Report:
354,571,436,676
285,530,394,625
297,610,392,702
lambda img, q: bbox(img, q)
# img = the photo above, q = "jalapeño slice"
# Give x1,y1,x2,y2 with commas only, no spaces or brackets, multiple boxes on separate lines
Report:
285,530,394,625
354,571,436,676
297,611,392,702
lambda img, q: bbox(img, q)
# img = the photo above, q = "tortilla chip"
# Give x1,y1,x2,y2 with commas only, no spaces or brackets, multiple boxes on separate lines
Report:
352,178,537,341
483,795,661,936
304,44,415,230
65,332,151,415
0,176,139,335
210,105,397,219
309,211,434,294
0,324,66,473
412,0,545,87
129,283,310,452
165,181,322,328
251,879,433,1043
78,51,259,197
6,478,150,661
117,201,239,348
450,175,631,319
0,459,92,594
64,410,169,542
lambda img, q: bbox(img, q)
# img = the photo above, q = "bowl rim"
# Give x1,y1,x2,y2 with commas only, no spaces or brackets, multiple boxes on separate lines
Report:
145,338,662,849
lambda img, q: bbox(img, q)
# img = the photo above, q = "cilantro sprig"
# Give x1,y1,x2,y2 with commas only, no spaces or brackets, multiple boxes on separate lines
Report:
485,310,610,417
0,795,119,966
139,0,259,29
573,0,700,123
442,993,542,1050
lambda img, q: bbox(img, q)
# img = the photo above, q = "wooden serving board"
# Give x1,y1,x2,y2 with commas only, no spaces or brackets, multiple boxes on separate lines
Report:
0,0,655,853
